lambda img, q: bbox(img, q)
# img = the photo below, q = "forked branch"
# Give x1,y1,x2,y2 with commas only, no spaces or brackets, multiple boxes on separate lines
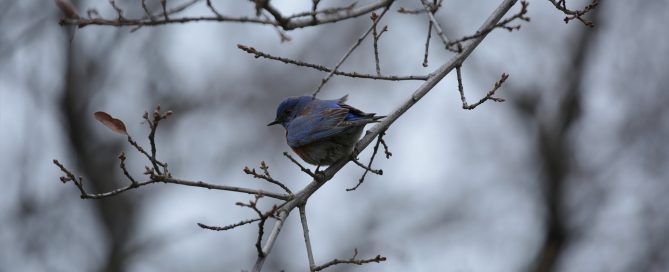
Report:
456,66,508,110
312,248,387,271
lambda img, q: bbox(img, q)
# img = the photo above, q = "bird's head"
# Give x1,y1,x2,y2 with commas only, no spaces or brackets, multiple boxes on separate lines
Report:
267,96,312,127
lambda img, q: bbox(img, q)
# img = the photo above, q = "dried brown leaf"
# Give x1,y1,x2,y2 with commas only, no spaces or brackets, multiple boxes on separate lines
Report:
93,111,128,135
54,0,80,19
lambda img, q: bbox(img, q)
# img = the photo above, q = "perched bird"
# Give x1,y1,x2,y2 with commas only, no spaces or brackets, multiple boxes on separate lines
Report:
268,95,383,167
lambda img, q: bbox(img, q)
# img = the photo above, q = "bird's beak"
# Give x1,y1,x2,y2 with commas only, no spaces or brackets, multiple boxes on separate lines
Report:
267,120,281,126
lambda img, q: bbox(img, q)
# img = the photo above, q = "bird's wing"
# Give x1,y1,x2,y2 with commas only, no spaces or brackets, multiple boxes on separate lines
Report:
286,108,350,147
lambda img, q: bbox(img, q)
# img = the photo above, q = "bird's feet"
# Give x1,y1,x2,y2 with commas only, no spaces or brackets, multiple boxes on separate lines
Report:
313,165,326,181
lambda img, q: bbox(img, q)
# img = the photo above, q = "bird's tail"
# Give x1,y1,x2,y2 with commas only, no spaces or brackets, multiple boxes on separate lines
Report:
369,114,385,122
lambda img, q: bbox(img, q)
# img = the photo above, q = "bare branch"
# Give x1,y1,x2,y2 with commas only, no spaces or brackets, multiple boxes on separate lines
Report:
419,0,458,53
397,7,426,14
159,0,169,20
238,45,427,81
397,0,443,15
312,248,387,271
254,0,287,26
284,0,393,30
422,13,433,67
446,1,529,50
259,12,292,42
197,218,261,231
350,158,383,175
142,105,172,176
234,194,280,258
141,0,155,21
287,2,357,19
53,159,290,200
370,12,388,76
347,131,388,192
205,0,222,17
547,0,598,26
59,0,393,31
299,205,316,270
252,209,288,271
312,2,394,97
118,152,136,184
131,0,202,32
109,0,124,20
243,161,293,196
310,0,320,21
283,152,319,180
456,66,508,110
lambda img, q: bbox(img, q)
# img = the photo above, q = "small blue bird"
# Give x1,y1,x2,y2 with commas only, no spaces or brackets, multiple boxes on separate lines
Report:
268,95,383,167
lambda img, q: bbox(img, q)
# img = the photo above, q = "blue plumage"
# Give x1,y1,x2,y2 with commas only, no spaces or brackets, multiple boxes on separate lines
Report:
268,95,383,166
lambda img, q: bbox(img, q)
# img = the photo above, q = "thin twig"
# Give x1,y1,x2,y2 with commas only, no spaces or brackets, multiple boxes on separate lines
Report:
130,0,201,32
60,0,391,30
456,65,508,110
419,0,457,53
312,248,387,271
446,1,529,49
206,0,222,17
397,7,427,14
351,158,383,175
126,135,166,169
242,195,271,257
141,0,155,21
547,0,598,26
160,0,169,20
54,159,290,200
259,13,292,42
252,209,288,272
283,152,318,179
255,0,287,26
143,106,170,176
238,45,427,81
370,12,388,76
380,136,392,159
197,218,261,231
109,0,124,20
287,2,357,19
299,205,316,270
422,15,433,67
118,152,136,185
347,132,387,191
398,0,443,15
312,2,394,97
311,0,320,22
243,161,293,196
285,0,391,30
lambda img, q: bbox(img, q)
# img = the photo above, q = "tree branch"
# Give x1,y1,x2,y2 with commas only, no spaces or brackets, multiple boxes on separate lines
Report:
237,44,427,81
58,0,393,31
312,1,394,97
312,248,386,271
300,205,316,270
547,0,598,26
54,159,290,200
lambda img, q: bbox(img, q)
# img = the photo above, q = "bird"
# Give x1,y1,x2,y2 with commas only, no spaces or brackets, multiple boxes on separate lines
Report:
268,95,383,168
